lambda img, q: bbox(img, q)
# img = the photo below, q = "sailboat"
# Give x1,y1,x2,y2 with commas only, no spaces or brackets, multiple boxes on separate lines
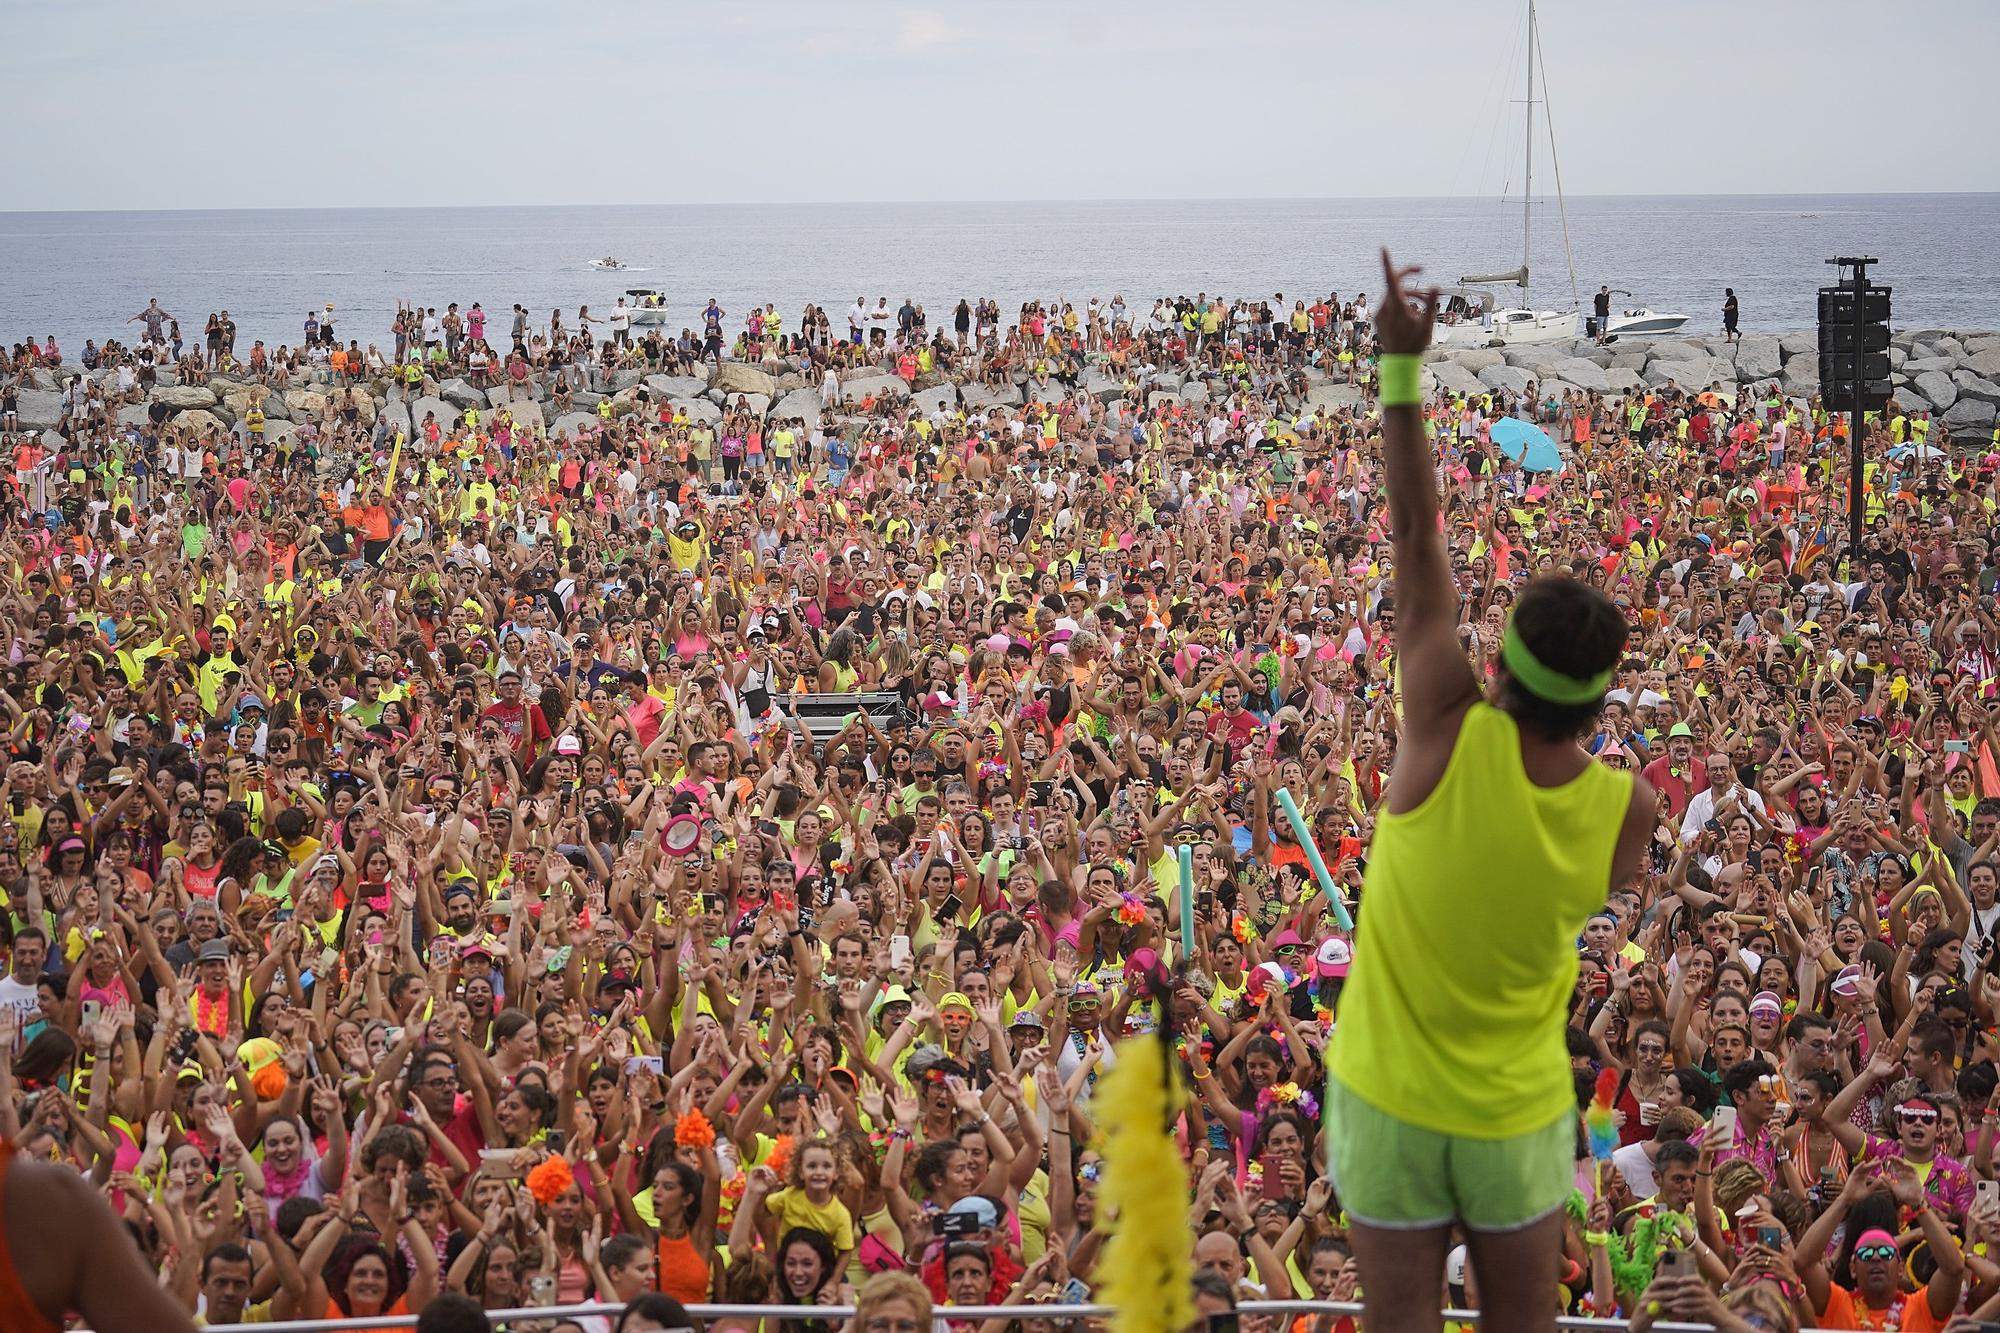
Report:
1435,0,1581,348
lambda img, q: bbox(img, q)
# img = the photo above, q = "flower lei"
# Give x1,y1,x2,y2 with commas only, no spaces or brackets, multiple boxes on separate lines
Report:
1231,914,1254,945
1116,893,1149,926
526,1155,575,1207
674,1109,717,1149
1257,1081,1319,1121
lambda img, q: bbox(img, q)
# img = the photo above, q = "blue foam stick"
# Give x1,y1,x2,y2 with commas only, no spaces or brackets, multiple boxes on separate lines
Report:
1178,844,1196,958
1275,786,1354,931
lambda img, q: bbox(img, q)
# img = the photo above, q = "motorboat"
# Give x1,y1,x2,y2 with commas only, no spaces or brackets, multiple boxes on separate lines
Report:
590,257,626,271
1432,284,1578,347
626,289,670,327
1601,292,1690,340
1487,307,1582,345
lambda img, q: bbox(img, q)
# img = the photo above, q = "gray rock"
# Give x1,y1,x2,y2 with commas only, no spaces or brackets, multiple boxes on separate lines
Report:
116,403,152,430
1732,336,1782,381
1306,382,1370,410
730,393,772,417
1448,348,1506,373
14,389,64,430
1639,338,1704,364
1888,346,1907,369
1149,371,1185,392
1476,364,1536,395
377,399,411,435
1028,382,1069,404
486,386,537,409
1648,359,1729,389
1779,331,1818,359
571,391,606,415
491,400,545,432
962,383,1022,410
839,372,910,404
438,378,484,410
1551,357,1610,393
1944,398,1997,430
1902,356,1956,375
911,385,958,416
409,395,457,430
647,375,709,400
152,384,216,410
1428,361,1487,398
1602,367,1645,393
710,363,777,397
1179,381,1211,405
1501,344,1568,370
1914,370,1959,412
1608,350,1649,371
552,411,604,437
1936,337,1966,360
608,368,646,392
770,388,825,422
1965,348,2000,379
670,397,722,426
1147,390,1179,410
1952,371,2000,405
1964,335,2000,357
774,372,809,393
1083,371,1125,402
175,408,226,435
1781,358,1821,396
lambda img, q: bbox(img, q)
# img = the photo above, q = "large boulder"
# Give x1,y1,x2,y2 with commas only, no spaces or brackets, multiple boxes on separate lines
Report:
1638,338,1704,365
551,411,602,438
1649,357,1734,389
1428,361,1487,398
962,382,1022,410
911,385,957,416
1732,336,1782,381
606,367,646,393
1952,371,2000,405
152,384,216,410
1781,358,1821,397
774,372,810,393
769,388,825,422
1551,357,1610,393
1179,381,1211,405
486,385,541,408
839,372,910,404
1602,367,1646,393
1965,347,2000,379
1476,364,1536,395
709,363,777,397
438,378,486,410
1902,355,1957,375
175,408,226,435
1913,370,1959,412
670,397,722,426
1149,371,1184,392
116,403,152,430
1083,370,1125,402
1448,348,1506,373
284,389,329,418
14,389,64,431
409,395,457,431
1944,397,1997,430
377,398,411,436
1778,331,1818,359
647,374,709,401
492,399,545,432
1306,382,1370,411
1501,344,1568,370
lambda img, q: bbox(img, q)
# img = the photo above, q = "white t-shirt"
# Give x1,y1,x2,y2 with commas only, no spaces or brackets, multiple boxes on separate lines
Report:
0,974,42,1025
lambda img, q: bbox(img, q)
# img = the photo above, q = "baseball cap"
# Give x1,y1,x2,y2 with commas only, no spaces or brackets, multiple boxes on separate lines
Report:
555,734,582,756
946,1196,1000,1229
1312,937,1353,980
937,992,974,1015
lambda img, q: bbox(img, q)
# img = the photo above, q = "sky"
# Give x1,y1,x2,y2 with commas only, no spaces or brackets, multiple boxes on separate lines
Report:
5,0,1998,211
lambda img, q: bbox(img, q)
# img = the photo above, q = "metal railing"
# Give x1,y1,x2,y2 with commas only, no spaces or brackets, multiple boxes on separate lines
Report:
154,1300,1731,1332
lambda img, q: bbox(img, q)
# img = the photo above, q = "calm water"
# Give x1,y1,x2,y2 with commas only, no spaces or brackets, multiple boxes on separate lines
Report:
3,195,1996,357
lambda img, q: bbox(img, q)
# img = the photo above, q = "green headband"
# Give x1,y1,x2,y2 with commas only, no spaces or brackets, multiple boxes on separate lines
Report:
1501,620,1613,706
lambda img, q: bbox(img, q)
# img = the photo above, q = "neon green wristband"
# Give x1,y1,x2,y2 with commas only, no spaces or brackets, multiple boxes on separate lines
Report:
1378,353,1423,407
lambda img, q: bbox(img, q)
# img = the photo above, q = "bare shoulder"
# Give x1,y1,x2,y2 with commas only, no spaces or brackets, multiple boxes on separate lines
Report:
6,1153,198,1332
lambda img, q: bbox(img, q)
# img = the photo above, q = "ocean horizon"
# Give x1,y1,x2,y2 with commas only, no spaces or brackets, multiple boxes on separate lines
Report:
5,193,1995,357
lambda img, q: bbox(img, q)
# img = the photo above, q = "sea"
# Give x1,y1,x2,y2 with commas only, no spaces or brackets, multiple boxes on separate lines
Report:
2,194,1996,358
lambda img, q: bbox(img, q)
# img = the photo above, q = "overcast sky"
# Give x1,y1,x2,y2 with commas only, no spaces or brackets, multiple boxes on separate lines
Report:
6,0,1997,211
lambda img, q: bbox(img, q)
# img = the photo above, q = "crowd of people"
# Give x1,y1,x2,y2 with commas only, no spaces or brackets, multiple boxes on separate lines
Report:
0,256,1997,1333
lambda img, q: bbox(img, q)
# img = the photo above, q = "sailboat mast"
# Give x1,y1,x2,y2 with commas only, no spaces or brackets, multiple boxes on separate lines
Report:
1523,0,1534,298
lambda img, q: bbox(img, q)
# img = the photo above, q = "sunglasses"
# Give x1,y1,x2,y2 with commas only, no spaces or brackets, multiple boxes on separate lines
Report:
1896,1106,1940,1125
1853,1243,1900,1263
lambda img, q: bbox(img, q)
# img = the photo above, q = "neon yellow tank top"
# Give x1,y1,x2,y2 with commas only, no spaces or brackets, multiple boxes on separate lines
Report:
1330,702,1631,1138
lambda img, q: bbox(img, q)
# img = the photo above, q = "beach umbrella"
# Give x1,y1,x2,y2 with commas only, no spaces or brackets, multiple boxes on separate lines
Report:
1491,417,1564,474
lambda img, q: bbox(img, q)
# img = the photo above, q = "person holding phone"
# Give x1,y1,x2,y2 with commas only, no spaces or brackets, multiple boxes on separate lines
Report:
1327,251,1654,1333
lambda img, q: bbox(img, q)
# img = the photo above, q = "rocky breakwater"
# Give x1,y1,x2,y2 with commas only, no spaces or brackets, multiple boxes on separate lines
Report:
1422,329,2000,433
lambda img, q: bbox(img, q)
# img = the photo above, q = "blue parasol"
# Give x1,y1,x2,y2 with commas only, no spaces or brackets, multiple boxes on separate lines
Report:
1491,416,1565,474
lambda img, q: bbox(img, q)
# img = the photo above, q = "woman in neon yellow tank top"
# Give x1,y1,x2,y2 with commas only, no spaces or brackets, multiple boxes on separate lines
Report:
1328,251,1655,1333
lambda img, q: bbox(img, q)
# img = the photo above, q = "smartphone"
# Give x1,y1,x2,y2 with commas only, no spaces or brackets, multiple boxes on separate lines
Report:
1656,1248,1695,1281
384,1026,404,1044
1207,1315,1240,1333
429,938,453,970
528,1274,557,1307
1947,739,1972,754
938,893,963,923
480,1147,527,1178
1711,1105,1739,1140
80,999,102,1029
1980,1179,2000,1211
1756,1225,1783,1251
889,934,912,969
624,1055,664,1076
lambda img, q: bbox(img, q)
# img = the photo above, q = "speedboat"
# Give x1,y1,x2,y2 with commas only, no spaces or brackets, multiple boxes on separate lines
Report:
1601,294,1689,340
591,257,625,271
626,289,669,326
1486,307,1580,346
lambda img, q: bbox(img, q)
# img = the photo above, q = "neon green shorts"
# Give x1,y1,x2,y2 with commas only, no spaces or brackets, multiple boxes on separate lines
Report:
1326,1077,1574,1232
